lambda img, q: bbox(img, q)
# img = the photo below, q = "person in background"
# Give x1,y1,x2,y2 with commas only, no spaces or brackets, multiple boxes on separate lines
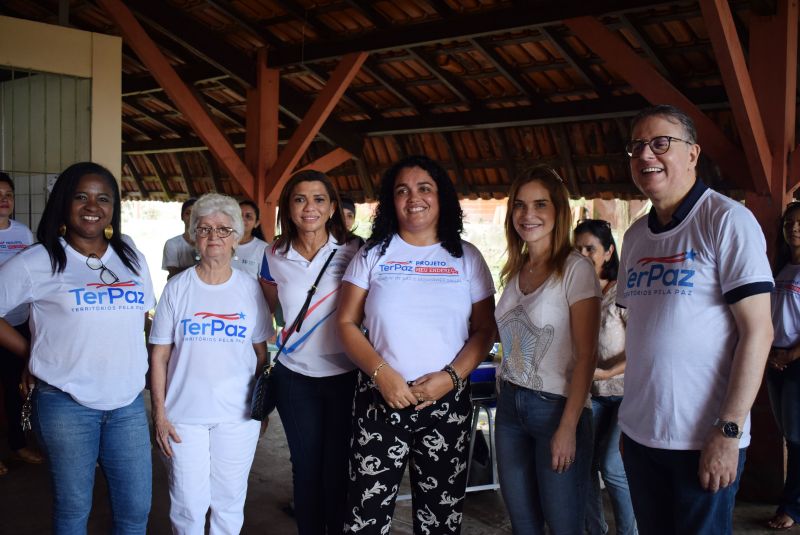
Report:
340,197,357,232
494,165,600,534
0,172,42,476
259,170,359,535
162,198,197,279
574,219,636,535
0,162,155,533
232,200,268,279
617,104,773,534
150,193,270,535
338,155,496,534
765,201,800,531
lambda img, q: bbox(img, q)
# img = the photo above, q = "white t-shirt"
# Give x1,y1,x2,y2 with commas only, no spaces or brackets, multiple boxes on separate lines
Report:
495,251,600,398
149,268,271,423
161,234,196,271
261,236,359,377
617,189,773,450
772,263,800,349
0,220,34,326
343,236,495,381
0,240,155,410
232,237,267,279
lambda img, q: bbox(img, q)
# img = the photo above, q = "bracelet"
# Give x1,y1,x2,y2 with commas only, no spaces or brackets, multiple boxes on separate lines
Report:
372,362,388,380
442,364,463,392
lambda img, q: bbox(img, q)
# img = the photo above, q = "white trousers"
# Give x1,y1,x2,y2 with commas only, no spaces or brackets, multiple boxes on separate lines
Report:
166,420,260,535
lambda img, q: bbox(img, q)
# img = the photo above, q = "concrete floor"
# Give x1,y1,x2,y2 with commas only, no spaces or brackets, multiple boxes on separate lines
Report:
0,399,786,534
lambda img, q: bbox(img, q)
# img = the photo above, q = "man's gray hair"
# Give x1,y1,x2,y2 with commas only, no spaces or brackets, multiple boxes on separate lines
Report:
630,104,697,144
189,193,245,247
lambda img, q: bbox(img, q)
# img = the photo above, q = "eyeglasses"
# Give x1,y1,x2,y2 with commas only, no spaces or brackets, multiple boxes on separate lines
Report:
625,136,693,157
196,226,235,238
86,253,120,285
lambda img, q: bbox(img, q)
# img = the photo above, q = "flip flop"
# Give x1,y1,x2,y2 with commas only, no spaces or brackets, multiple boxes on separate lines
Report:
766,513,796,531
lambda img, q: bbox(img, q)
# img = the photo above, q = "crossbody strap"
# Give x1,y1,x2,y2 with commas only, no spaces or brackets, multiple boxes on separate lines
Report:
267,249,337,371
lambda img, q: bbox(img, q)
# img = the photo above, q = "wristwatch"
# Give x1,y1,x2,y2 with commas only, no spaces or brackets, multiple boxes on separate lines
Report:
713,418,743,439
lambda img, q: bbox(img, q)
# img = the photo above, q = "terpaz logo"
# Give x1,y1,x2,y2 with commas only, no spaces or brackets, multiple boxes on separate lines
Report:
626,249,696,290
181,312,247,339
69,280,145,306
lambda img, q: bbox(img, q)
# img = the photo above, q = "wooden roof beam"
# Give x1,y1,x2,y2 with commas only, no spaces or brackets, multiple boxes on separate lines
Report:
354,158,376,201
202,151,226,194
361,61,421,111
296,148,354,174
123,156,149,198
699,0,772,196
98,0,256,199
304,64,376,119
264,52,368,203
124,98,190,137
616,14,672,79
343,1,390,29
145,154,175,199
467,38,537,101
176,153,199,198
552,124,581,196
268,0,675,66
540,26,611,99
204,0,284,47
563,16,751,190
406,48,475,106
442,132,469,196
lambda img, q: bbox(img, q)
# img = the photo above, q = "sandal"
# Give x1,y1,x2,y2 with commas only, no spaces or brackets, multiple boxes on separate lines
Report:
766,513,796,531
11,447,44,464
0,461,7,476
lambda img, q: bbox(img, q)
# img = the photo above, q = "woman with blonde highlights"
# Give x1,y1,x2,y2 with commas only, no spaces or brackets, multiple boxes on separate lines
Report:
494,166,600,534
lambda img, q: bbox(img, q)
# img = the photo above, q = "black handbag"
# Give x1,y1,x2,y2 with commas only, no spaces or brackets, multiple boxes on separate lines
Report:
250,249,337,420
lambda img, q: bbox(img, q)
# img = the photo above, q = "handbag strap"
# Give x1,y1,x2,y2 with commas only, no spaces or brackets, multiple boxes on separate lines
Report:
266,249,337,373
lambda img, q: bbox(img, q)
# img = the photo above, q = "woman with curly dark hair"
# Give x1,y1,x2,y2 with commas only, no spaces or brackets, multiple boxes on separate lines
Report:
0,162,155,533
337,155,496,534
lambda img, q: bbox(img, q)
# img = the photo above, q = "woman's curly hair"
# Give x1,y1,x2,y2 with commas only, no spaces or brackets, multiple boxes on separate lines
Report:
365,155,464,258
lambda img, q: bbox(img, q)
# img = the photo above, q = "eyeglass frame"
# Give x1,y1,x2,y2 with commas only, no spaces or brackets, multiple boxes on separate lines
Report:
195,226,236,238
86,253,120,285
625,135,694,158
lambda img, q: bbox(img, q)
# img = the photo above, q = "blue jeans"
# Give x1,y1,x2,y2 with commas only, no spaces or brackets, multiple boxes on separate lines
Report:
621,433,746,535
586,396,637,535
274,362,357,535
33,381,152,535
766,359,800,521
496,380,593,535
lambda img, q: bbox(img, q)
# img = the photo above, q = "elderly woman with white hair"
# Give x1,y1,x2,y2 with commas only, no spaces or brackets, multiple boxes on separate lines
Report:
149,193,272,535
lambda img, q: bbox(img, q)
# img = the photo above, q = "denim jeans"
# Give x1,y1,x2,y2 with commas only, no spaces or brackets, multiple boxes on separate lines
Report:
274,361,357,535
621,433,746,535
33,381,152,535
767,359,800,521
586,396,637,535
496,380,593,535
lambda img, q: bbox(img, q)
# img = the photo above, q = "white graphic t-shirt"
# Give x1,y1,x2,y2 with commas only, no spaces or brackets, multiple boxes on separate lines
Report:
617,189,773,450
161,234,196,271
0,220,34,326
150,268,271,423
495,251,600,398
343,236,495,381
773,263,800,349
232,237,268,279
261,236,359,377
0,240,155,410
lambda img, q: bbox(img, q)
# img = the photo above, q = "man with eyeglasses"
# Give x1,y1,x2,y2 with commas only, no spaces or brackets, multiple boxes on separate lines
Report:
615,104,774,534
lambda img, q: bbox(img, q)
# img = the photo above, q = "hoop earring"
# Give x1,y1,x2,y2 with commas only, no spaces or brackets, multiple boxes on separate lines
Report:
104,225,114,240
58,224,66,236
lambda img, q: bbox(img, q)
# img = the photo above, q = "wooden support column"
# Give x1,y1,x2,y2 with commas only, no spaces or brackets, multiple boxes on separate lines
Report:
97,0,255,199
246,48,280,240
564,16,751,190
263,52,367,207
738,0,798,502
700,0,772,196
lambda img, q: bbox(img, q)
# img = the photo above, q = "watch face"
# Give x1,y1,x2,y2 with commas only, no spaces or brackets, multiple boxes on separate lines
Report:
722,421,740,438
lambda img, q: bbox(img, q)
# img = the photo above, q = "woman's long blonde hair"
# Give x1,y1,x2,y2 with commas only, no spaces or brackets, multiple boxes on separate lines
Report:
500,165,573,286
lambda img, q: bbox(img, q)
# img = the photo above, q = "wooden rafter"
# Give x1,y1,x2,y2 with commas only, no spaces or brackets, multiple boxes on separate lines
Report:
467,38,535,100
204,0,283,47
552,124,581,196
176,154,199,198
700,0,772,195
123,155,149,198
563,16,751,190
268,0,676,66
202,152,226,194
343,1,389,29
488,129,516,183
442,133,469,196
360,60,420,112
304,63,376,119
354,158,375,200
145,154,174,199
406,48,474,105
264,52,368,202
296,148,354,174
540,26,611,99
98,0,256,198
616,14,672,78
